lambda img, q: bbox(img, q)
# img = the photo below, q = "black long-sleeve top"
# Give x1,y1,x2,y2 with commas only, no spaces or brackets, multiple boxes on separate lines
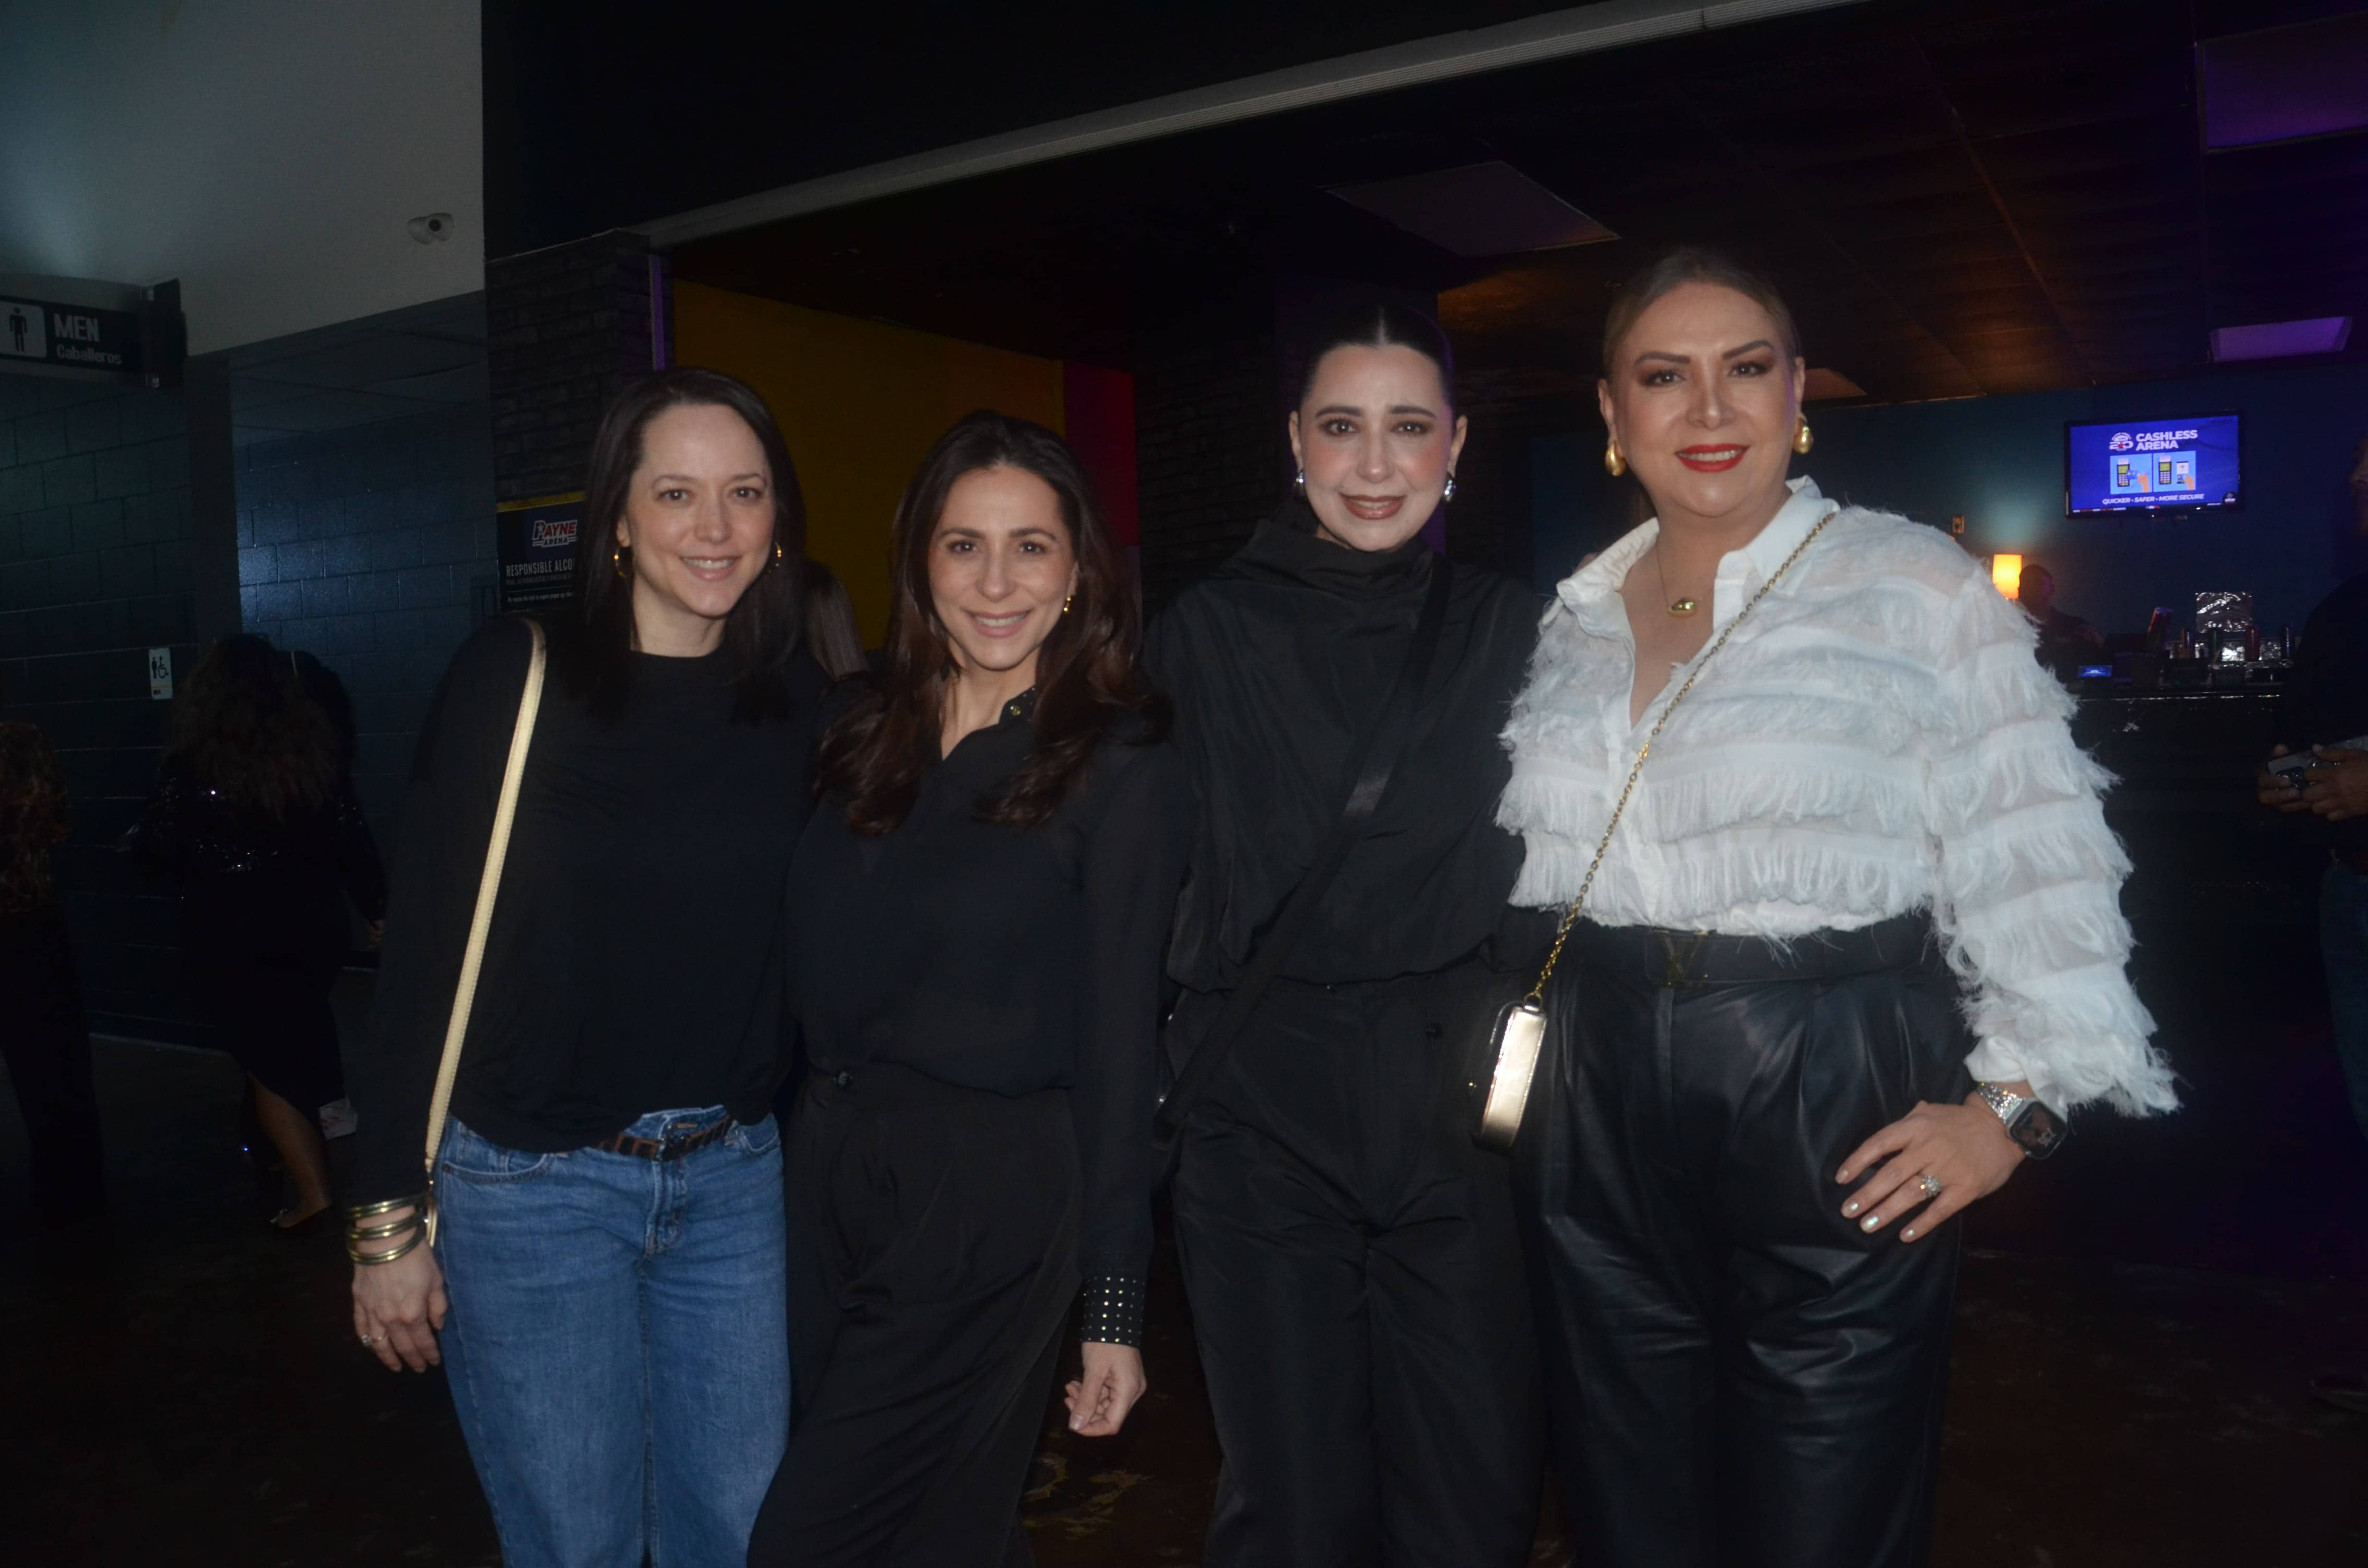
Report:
350,618,826,1203
134,760,386,958
785,691,1184,1345
1147,500,1545,991
2284,569,2368,855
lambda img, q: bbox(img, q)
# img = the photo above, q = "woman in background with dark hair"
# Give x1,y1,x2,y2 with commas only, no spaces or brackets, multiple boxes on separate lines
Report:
346,368,825,1568
0,720,105,1223
1149,301,1546,1566
135,635,384,1230
750,411,1181,1567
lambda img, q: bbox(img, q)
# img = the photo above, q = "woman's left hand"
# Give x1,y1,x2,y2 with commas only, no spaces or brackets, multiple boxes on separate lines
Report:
1835,1089,2029,1242
1064,1342,1147,1437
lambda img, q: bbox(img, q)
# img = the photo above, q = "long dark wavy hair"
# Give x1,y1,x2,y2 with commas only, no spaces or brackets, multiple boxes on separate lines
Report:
0,721,71,914
819,411,1164,835
566,368,809,722
167,635,340,821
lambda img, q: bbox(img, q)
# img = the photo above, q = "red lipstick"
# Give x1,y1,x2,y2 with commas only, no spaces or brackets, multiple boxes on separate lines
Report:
1675,444,1748,473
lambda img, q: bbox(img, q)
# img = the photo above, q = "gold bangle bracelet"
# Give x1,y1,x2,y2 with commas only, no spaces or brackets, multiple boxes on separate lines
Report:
347,1228,428,1266
345,1203,426,1231
347,1214,423,1243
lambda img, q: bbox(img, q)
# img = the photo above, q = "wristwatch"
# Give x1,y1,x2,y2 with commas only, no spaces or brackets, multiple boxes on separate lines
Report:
1975,1083,2068,1160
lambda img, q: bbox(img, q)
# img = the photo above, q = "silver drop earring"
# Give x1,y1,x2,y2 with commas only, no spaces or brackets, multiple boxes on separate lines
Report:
1295,468,1307,489
1443,474,1458,503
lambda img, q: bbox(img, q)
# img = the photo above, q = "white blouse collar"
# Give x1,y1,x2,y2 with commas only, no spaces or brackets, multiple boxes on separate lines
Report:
1556,476,1836,634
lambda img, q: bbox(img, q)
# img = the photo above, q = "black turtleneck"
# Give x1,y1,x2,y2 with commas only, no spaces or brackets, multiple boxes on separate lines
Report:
1146,499,1546,991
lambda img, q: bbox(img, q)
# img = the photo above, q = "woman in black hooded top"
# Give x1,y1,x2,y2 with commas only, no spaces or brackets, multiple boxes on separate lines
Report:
1147,301,1546,1567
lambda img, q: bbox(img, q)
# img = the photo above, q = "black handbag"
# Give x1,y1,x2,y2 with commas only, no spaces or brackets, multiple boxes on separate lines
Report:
1150,555,1455,1176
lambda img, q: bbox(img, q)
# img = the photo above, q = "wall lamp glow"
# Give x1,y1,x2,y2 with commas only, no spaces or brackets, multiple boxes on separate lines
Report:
1990,553,2023,600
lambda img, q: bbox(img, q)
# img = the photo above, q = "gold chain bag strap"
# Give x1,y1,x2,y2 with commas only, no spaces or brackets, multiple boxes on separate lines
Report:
1474,512,1832,1150
419,619,548,1243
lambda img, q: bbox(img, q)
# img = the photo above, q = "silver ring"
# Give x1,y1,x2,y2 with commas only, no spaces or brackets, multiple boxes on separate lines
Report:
1918,1175,1943,1200
359,1333,380,1345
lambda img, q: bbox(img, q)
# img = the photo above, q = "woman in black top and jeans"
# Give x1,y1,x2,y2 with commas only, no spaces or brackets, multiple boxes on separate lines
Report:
1149,302,1546,1566
347,369,825,1568
750,412,1181,1567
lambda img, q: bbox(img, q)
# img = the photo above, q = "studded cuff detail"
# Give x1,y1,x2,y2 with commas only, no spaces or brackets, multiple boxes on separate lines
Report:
1079,1273,1146,1348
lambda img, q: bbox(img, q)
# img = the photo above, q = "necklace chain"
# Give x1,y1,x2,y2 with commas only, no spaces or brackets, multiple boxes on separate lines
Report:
1651,540,1700,616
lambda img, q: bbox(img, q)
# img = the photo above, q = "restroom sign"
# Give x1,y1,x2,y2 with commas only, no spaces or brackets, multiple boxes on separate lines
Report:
0,295,144,375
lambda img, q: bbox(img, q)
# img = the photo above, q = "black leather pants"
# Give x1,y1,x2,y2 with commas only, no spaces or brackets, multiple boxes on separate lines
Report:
1514,916,1970,1568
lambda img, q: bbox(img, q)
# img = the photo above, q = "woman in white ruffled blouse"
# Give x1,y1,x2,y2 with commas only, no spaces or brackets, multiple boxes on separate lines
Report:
1497,248,2176,1568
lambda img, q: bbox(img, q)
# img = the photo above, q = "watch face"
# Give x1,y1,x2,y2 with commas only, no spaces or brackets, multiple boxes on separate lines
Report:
2012,1100,2068,1158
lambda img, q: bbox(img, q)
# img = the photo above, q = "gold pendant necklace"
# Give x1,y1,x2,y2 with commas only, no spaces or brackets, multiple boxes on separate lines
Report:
1653,545,1700,617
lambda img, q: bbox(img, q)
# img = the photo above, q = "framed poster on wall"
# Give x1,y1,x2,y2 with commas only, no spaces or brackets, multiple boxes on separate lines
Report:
495,492,586,612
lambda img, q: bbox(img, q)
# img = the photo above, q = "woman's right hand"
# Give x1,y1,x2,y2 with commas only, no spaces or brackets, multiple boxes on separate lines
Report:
350,1209,448,1372
2257,746,2311,813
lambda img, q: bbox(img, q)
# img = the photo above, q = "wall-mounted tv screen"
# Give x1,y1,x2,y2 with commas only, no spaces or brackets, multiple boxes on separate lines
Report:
2066,414,2242,515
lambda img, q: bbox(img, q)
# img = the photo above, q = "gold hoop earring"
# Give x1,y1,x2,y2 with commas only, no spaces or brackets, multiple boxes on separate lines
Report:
612,545,631,580
1603,440,1627,478
1793,417,1813,456
772,539,786,570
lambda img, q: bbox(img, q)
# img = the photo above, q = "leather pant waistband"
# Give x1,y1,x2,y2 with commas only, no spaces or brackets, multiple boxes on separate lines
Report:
1567,912,1935,989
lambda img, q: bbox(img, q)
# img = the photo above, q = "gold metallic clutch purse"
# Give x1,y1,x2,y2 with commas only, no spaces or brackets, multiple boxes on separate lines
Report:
1468,511,1832,1152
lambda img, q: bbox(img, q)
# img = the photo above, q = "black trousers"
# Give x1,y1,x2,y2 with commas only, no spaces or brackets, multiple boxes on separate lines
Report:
750,1064,1078,1568
1515,917,1968,1568
1170,968,1543,1568
0,906,103,1217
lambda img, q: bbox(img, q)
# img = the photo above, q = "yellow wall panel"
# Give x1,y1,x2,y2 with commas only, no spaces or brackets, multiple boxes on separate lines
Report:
672,281,1065,644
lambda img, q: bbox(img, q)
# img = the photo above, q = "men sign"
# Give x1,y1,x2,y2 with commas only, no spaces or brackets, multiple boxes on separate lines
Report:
0,294,144,376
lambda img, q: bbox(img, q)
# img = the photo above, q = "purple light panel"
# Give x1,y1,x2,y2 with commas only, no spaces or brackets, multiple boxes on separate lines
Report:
2202,12,2368,148
2210,317,2354,361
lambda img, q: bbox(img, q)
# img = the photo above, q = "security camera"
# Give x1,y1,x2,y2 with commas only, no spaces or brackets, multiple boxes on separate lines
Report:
407,213,456,245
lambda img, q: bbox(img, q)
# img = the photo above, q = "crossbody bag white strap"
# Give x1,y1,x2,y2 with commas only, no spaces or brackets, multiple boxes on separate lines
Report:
419,619,547,1241
1474,512,1833,1150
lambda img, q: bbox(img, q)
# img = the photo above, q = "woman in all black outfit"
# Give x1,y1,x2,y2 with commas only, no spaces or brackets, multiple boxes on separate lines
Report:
750,412,1181,1567
347,369,824,1568
135,635,385,1229
1149,302,1547,1565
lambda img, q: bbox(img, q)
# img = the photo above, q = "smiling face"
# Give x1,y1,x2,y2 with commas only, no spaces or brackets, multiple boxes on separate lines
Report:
926,465,1078,685
1289,343,1469,552
614,402,777,656
1599,281,1805,534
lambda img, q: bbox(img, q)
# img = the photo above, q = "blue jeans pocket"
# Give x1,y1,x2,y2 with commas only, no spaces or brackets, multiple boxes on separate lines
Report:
439,1120,560,1184
728,1114,781,1157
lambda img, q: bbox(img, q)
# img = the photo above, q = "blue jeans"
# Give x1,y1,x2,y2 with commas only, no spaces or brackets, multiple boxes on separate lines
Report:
2325,864,2368,1145
435,1108,789,1568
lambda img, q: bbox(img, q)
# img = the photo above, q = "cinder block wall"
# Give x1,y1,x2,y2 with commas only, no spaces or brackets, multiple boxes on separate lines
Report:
0,375,203,1040
234,404,496,840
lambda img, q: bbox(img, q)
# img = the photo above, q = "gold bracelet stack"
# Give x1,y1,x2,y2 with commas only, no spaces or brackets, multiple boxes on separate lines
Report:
346,1194,429,1265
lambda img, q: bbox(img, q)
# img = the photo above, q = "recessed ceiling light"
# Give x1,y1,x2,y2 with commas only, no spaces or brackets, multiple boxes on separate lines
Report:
1327,161,1616,257
2209,317,2353,361
1803,368,1866,401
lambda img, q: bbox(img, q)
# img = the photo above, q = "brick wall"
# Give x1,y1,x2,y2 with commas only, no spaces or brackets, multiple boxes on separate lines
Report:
489,230,661,504
1134,294,1283,614
0,375,202,1041
235,404,497,839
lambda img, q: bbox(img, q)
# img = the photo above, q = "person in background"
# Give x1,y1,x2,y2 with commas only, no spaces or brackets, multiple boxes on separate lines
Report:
134,636,385,1231
1149,301,1547,1566
0,721,105,1223
2255,429,2368,1417
2017,563,2104,678
751,413,1179,1566
346,368,823,1568
1500,247,2175,1567
803,559,871,681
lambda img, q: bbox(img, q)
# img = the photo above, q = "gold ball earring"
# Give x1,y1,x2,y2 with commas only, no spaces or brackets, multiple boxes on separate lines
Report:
612,544,632,580
1062,593,1074,615
1603,439,1627,478
1793,417,1813,456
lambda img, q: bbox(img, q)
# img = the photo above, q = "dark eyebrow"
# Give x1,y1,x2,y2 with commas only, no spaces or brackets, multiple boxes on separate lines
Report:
1310,404,1366,419
1387,404,1438,417
1721,340,1775,360
649,471,767,484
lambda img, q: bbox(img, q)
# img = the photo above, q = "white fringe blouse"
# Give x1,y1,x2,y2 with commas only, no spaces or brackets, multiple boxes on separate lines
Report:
1498,478,2175,1115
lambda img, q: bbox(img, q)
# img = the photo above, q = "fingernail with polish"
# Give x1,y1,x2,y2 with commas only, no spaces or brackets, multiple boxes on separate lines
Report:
1901,1228,1918,1241
1861,1214,1882,1232
1843,1201,1860,1216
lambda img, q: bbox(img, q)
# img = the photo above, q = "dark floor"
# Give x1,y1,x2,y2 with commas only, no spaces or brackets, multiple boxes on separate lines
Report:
5,924,2367,1565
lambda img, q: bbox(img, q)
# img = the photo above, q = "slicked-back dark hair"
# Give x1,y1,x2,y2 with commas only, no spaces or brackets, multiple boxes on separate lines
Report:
1601,245,1803,375
567,367,808,721
1291,297,1458,414
818,410,1164,835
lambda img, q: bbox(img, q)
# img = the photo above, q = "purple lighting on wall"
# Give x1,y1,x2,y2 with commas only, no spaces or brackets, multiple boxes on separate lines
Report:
2201,12,2368,149
2210,317,2353,362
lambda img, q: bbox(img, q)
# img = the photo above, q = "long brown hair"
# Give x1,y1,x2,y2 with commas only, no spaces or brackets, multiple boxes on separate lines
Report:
166,635,340,820
819,411,1163,835
567,368,809,722
0,722,70,914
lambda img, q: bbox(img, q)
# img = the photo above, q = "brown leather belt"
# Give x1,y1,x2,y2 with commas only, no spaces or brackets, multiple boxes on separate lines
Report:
590,1118,735,1162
